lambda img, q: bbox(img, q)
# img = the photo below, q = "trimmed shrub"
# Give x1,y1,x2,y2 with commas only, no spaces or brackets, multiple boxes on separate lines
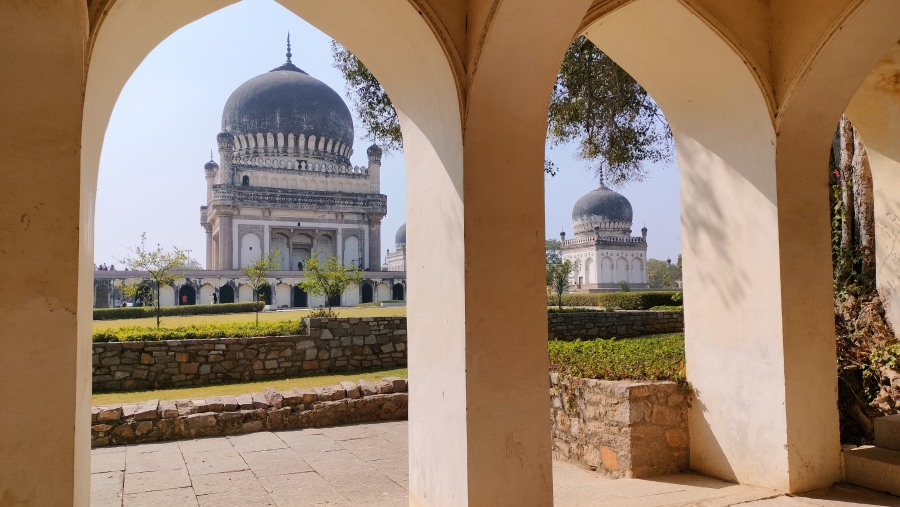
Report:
547,307,603,314
93,302,264,321
92,320,305,342
648,305,684,311
549,333,685,382
548,291,681,310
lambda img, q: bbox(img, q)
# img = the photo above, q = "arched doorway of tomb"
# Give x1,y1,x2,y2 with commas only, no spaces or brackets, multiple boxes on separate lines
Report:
291,234,313,270
583,257,594,285
271,234,289,270
241,175,249,186
199,284,215,305
292,286,308,308
343,235,361,267
361,282,374,303
258,285,272,305
219,284,235,304
615,257,629,285
135,282,152,307
240,232,261,268
392,283,404,301
178,285,196,305
328,293,341,307
600,257,613,284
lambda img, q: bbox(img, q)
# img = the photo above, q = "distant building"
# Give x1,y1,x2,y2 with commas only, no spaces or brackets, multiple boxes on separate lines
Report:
561,183,648,291
201,38,385,272
384,223,406,272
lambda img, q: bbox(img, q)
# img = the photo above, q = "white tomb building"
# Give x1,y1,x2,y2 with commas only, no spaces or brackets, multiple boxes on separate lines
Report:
201,38,386,272
561,183,648,291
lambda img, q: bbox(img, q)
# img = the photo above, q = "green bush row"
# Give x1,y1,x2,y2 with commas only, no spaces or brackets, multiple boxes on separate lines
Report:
93,302,265,321
549,333,685,382
648,305,684,311
93,320,305,343
548,291,681,310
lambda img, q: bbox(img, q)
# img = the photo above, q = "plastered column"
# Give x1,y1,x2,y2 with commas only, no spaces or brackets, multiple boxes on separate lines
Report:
584,0,840,492
0,2,90,505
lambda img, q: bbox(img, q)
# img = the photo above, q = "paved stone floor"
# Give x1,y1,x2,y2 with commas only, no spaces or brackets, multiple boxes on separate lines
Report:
92,421,900,506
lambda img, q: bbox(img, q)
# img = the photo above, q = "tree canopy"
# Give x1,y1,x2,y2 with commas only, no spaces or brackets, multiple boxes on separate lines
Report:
120,233,188,327
300,255,364,312
331,37,672,184
240,251,280,325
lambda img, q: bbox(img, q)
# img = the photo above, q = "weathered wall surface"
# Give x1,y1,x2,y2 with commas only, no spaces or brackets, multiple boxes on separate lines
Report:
550,374,690,478
547,311,683,341
92,378,408,447
93,317,407,392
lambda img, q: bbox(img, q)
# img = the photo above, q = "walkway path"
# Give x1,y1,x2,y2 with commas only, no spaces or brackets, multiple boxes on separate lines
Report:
91,421,900,506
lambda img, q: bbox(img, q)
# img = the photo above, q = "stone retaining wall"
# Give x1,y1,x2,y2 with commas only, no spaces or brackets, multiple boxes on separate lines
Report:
547,311,683,341
550,374,690,478
92,317,407,392
91,377,408,447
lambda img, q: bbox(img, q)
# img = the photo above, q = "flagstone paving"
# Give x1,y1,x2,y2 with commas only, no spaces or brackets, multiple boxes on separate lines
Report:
91,421,900,506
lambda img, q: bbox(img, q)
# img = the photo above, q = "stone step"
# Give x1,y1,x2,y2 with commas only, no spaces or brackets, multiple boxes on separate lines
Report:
842,445,900,497
875,414,900,452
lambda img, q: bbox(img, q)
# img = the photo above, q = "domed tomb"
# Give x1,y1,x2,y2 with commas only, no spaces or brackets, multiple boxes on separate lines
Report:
571,183,634,237
221,43,354,164
395,223,406,246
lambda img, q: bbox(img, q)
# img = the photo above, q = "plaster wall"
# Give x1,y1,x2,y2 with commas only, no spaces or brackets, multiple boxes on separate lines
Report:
846,43,900,331
586,0,793,490
0,3,90,505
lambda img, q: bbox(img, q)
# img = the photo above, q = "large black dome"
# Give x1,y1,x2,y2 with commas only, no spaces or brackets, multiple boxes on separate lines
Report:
221,60,354,150
395,223,406,246
572,184,633,233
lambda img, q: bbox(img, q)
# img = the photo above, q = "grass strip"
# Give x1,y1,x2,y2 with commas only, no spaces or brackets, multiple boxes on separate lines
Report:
92,367,408,405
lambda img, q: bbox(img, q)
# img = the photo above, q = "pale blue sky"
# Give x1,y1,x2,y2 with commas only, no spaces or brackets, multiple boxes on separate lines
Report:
95,0,681,267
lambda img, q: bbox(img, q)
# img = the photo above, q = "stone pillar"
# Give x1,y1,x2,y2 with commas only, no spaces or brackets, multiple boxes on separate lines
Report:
368,216,382,271
336,227,343,264
220,212,234,270
0,2,90,505
263,224,270,260
204,225,213,269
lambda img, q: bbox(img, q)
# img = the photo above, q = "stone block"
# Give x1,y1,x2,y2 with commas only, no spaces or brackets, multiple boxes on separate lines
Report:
186,412,217,430
874,414,900,452
359,380,379,396
133,400,159,421
383,377,407,393
236,394,254,410
843,446,900,496
251,392,270,409
340,381,361,399
263,388,284,408
98,407,123,423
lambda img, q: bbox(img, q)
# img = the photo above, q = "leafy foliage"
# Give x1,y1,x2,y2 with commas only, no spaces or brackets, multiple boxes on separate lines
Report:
331,41,402,152
94,302,264,321
241,251,281,325
120,233,188,328
300,256,364,311
546,239,573,309
548,291,681,310
548,36,672,184
93,320,305,343
549,333,685,383
647,258,682,288
331,37,672,182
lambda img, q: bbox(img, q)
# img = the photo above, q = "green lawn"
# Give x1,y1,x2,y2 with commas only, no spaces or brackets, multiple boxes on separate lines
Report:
93,306,406,331
92,367,408,406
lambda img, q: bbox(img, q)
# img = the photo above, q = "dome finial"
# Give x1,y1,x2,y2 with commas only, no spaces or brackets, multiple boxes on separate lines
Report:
210,149,213,160
286,32,292,63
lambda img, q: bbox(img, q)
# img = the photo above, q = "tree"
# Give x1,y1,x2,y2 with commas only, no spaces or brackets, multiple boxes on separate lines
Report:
547,258,573,310
121,233,187,327
548,36,672,185
331,37,672,182
331,41,402,153
546,239,563,264
647,258,682,289
300,255,364,314
240,251,280,325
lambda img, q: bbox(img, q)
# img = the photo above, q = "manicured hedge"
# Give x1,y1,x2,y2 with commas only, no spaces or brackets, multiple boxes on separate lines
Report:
549,333,685,382
93,320,305,343
547,307,603,314
93,302,264,321
548,291,681,310
649,305,684,311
